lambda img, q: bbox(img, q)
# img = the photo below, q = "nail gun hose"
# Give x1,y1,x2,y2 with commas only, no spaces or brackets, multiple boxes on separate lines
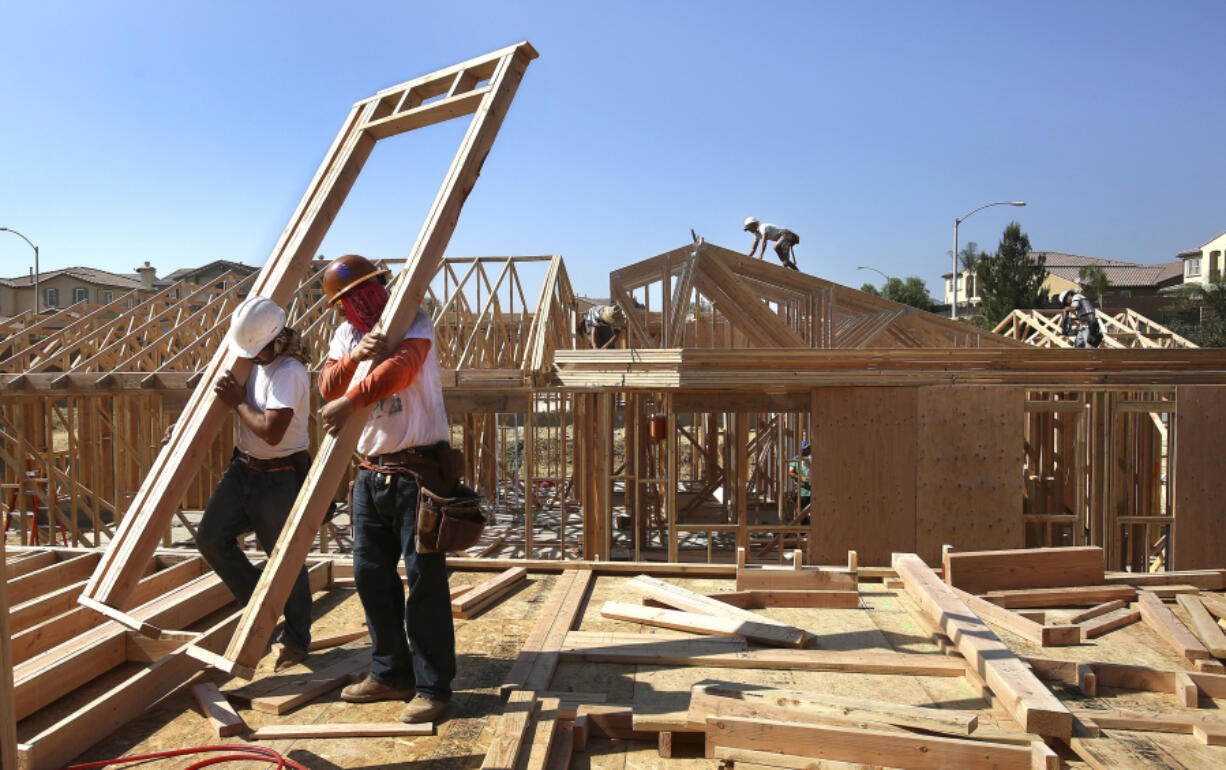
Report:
62,744,311,770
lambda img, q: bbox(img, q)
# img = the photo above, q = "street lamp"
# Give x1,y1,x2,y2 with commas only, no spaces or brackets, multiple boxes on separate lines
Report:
856,266,893,300
952,201,1026,319
0,227,40,315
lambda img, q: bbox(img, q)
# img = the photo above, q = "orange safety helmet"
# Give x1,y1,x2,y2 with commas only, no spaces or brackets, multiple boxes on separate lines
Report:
322,254,389,303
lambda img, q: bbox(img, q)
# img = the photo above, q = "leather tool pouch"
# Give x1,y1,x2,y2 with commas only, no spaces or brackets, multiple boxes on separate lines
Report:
416,483,486,554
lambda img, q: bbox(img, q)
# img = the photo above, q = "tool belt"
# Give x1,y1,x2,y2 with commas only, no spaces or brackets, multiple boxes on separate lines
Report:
233,448,310,477
360,442,485,554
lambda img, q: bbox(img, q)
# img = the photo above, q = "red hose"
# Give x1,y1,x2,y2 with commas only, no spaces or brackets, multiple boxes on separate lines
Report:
62,744,311,770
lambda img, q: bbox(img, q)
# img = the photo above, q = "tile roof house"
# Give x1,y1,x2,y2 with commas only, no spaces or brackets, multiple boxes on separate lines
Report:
0,266,144,318
1176,228,1226,288
943,252,1185,310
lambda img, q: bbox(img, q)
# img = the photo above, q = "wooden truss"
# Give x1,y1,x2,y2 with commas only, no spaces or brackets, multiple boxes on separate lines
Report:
74,43,539,671
994,308,1199,349
609,240,1026,350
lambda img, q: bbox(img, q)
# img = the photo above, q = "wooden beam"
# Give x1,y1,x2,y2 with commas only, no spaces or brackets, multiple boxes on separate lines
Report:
600,601,806,648
501,569,593,698
892,553,1072,738
624,574,808,647
223,43,539,672
0,537,18,770
249,722,432,739
1176,593,1226,658
735,565,857,591
8,552,99,606
248,654,367,715
704,716,1031,769
560,631,966,676
1136,590,1211,662
1068,599,1127,624
451,566,527,619
481,689,537,769
943,546,1104,594
984,584,1135,608
308,624,369,651
951,585,1080,646
1078,606,1141,638
689,681,978,736
191,681,246,737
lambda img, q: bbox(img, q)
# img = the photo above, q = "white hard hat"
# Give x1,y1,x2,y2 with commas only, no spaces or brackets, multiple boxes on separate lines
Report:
226,295,286,358
744,216,759,230
1058,289,1075,305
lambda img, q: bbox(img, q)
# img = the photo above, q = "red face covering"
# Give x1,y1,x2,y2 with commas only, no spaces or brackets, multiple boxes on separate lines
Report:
340,280,389,334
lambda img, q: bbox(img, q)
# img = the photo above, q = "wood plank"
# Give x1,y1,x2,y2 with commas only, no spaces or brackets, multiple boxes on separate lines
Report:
915,386,1024,563
509,569,593,697
222,44,539,672
248,654,367,714
191,681,246,737
451,566,527,619
690,681,978,736
7,553,99,605
735,566,856,591
482,689,537,769
809,387,918,566
1069,707,1226,734
1176,593,1226,658
1105,569,1226,590
4,551,54,579
600,601,805,648
705,716,1031,769
1174,386,1226,569
1078,606,1141,638
1068,599,1126,624
984,584,1136,608
560,632,966,676
893,553,1072,738
308,624,369,651
952,585,1080,646
249,722,432,739
944,546,1104,595
517,697,560,770
8,579,87,634
1136,590,1211,662
1193,723,1226,746
624,574,807,647
0,537,18,770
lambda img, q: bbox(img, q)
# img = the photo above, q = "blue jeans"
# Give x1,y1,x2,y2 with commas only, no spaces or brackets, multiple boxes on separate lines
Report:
197,457,313,652
351,466,455,700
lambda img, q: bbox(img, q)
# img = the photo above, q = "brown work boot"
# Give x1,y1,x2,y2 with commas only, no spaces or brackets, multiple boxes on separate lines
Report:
341,675,414,703
398,693,449,724
272,644,309,672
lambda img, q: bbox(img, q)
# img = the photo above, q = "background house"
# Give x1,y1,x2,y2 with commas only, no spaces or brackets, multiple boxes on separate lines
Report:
0,267,143,318
1177,229,1226,287
943,251,1184,314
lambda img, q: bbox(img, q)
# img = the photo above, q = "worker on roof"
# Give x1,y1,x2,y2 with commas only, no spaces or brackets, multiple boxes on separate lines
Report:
580,303,626,349
317,254,455,725
1058,288,1103,349
744,217,800,271
195,295,314,672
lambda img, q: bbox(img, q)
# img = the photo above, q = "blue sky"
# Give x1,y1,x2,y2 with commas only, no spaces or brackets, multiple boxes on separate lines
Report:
1,1,1223,302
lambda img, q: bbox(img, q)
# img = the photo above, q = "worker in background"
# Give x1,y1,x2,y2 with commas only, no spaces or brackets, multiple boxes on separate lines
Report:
581,303,626,349
1058,288,1103,348
195,295,314,672
744,217,800,270
317,254,455,725
787,440,812,524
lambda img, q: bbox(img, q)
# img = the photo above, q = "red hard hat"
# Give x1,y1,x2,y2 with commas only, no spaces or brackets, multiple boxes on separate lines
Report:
322,254,389,303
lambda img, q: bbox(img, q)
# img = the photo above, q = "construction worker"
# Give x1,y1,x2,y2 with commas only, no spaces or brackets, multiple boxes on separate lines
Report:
195,295,314,672
581,303,626,349
787,440,812,524
744,217,800,270
1058,289,1103,348
317,254,455,725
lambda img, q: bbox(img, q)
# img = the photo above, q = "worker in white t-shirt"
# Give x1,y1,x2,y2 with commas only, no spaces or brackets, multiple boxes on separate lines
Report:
316,254,455,726
744,216,800,270
195,295,314,672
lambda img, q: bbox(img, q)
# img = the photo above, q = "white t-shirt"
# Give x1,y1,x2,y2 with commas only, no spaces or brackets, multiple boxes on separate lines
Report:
326,307,450,457
758,223,783,242
236,356,310,459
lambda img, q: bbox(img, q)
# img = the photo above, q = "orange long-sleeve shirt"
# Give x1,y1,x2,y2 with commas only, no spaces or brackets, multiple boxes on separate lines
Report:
318,337,430,408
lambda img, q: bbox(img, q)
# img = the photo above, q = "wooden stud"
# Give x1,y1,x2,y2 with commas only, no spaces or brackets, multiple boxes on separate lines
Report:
1136,590,1211,662
191,681,246,737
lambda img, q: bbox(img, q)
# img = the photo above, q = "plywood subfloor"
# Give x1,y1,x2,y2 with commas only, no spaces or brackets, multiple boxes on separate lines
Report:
43,572,1226,769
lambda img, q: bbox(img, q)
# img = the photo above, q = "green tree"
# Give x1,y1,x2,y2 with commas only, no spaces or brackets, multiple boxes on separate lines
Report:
1078,265,1111,304
958,241,985,301
861,277,932,310
1170,276,1226,347
975,222,1045,326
